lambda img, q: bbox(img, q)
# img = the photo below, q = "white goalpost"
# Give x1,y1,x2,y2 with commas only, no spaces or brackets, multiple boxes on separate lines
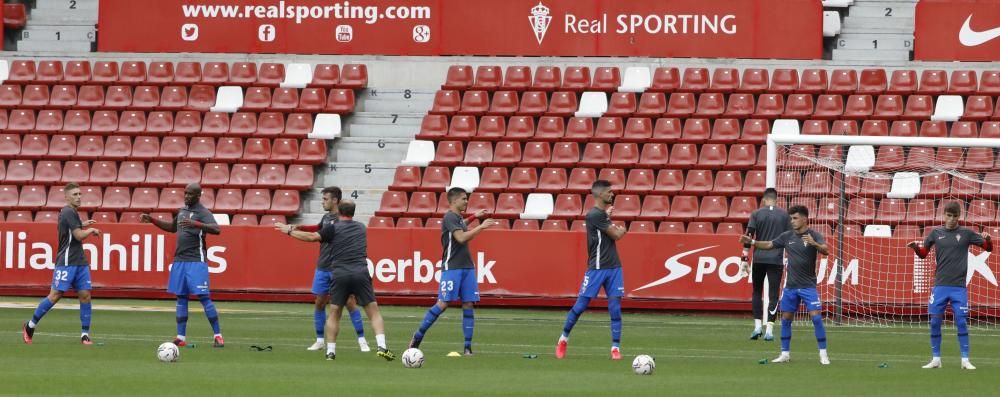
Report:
767,133,1000,327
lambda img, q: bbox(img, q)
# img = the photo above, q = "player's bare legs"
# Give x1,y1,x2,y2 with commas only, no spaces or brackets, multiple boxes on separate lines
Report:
361,302,394,361
324,304,344,360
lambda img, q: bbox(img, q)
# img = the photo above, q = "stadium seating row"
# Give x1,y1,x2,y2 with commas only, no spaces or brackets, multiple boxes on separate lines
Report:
0,185,300,215
0,84,356,114
0,160,314,189
0,134,327,164
442,65,1000,95
2,60,368,89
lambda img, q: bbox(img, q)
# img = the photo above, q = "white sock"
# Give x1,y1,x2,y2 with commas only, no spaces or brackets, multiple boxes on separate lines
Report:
358,336,368,343
81,332,89,337
375,334,387,349
28,320,36,328
176,335,186,341
327,343,336,354
766,322,774,333
559,334,569,343
316,337,324,343
819,349,828,356
961,357,970,362
754,319,762,329
214,333,222,338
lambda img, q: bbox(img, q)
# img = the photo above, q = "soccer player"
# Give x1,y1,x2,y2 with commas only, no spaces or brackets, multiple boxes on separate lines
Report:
22,183,102,345
556,180,627,360
277,200,395,361
408,187,497,355
741,188,791,341
275,186,369,352
906,201,991,370
139,183,225,348
740,205,830,365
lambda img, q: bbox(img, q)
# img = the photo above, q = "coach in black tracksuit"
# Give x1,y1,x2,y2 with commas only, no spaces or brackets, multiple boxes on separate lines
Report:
741,188,790,341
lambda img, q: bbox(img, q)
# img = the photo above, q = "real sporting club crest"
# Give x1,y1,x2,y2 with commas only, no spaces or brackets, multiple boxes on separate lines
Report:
529,2,552,45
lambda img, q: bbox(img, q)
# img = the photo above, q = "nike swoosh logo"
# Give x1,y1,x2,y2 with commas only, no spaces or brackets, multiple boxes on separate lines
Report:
959,14,1000,47
769,307,778,315
633,246,716,292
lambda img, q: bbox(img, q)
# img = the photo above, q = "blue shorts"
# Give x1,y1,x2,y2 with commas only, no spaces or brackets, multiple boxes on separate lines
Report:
312,269,333,296
52,265,91,292
168,262,210,296
438,268,479,303
780,288,822,312
929,286,969,316
579,268,625,298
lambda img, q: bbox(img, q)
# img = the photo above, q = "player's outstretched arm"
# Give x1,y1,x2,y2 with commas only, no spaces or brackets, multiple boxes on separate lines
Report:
275,223,321,242
140,213,177,233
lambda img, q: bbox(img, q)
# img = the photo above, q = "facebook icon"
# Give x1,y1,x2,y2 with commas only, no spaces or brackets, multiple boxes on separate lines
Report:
258,24,276,42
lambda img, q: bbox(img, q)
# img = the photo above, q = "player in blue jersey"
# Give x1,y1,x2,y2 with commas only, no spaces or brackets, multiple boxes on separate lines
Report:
22,183,102,345
140,183,225,348
278,200,395,361
275,186,369,352
741,205,830,365
408,187,497,355
556,180,628,360
907,201,991,370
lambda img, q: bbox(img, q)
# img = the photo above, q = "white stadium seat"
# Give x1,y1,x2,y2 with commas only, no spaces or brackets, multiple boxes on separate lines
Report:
308,113,342,139
823,11,842,37
447,166,480,192
521,193,554,220
575,92,608,118
619,66,651,93
400,140,435,167
210,86,244,113
845,145,875,173
864,225,892,237
771,119,800,135
213,213,231,226
931,95,963,121
887,172,920,199
281,63,313,88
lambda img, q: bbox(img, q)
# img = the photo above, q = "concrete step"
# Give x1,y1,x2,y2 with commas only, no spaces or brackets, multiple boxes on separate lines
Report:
358,88,435,102
835,35,913,50
16,40,93,52
320,162,398,190
329,137,410,163
346,123,419,139
21,27,96,42
27,14,97,25
357,98,434,113
842,16,914,29
349,112,424,126
832,49,911,61
36,0,99,9
848,5,916,18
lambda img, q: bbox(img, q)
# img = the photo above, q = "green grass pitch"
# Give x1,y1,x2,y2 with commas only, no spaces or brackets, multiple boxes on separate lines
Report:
1,297,998,396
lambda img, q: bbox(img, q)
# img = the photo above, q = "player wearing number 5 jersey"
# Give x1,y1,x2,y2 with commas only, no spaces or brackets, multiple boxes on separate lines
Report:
907,201,992,370
23,183,102,345
556,180,628,360
409,187,497,355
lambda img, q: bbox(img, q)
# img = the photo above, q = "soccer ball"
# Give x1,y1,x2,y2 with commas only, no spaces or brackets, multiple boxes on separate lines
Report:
402,348,424,368
157,342,180,363
631,354,655,375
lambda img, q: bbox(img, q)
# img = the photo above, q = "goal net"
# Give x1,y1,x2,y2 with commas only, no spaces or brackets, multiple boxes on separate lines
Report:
767,134,1000,327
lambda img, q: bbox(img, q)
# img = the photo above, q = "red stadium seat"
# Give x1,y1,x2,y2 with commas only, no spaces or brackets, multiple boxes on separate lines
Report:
905,199,936,225
963,96,994,121
90,61,120,85
512,219,540,231
416,114,448,140
668,143,698,169
33,161,61,185
518,91,548,116
502,66,532,91
520,142,551,167
708,68,739,93
257,63,285,86
211,188,243,213
420,166,450,191
783,94,814,119
119,61,147,85
339,64,368,89
550,142,580,167
494,193,526,218
492,141,521,167
17,185,47,210
858,69,887,94
723,93,755,119
901,95,933,120
466,192,496,214
665,93,696,118
228,164,258,187
282,165,312,190
104,85,133,109
597,168,626,191
739,68,769,94
228,62,258,86
324,89,356,114
101,187,131,210
242,87,271,111
270,88,301,112
917,70,948,94
200,163,230,187
886,69,918,95
593,117,624,142
535,168,568,193
813,95,845,120
650,67,680,92
547,91,578,117
725,196,757,223
606,92,637,117
406,192,438,217
532,66,561,91
507,116,537,141
551,194,583,220
131,86,160,109
798,69,828,94
634,195,668,221
753,94,785,119
698,196,728,222
541,219,569,231
5,160,33,182
769,69,799,94
36,61,64,83
713,171,744,196
187,85,216,111
579,143,611,167
950,121,979,138
212,137,243,162
242,189,273,214
442,65,473,90
309,64,339,88
681,68,709,92
285,113,314,137
648,118,680,142
654,169,685,193
368,216,394,228
860,120,888,136
873,95,904,120
828,69,858,94
697,144,727,169
566,168,597,194
472,66,502,91
666,195,699,221
621,117,653,142
591,67,621,92
463,141,493,165
801,120,829,135
146,61,174,85
962,147,995,172
843,94,874,119
623,169,654,194
129,187,159,212
564,117,595,141
477,167,509,193
389,166,421,191
458,90,489,116
683,169,714,195
21,85,50,108
693,93,725,118
430,90,460,115
242,138,272,163
562,66,591,92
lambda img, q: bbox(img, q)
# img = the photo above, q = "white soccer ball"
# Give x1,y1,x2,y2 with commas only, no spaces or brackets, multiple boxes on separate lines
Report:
632,354,655,375
157,342,180,363
402,348,424,368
